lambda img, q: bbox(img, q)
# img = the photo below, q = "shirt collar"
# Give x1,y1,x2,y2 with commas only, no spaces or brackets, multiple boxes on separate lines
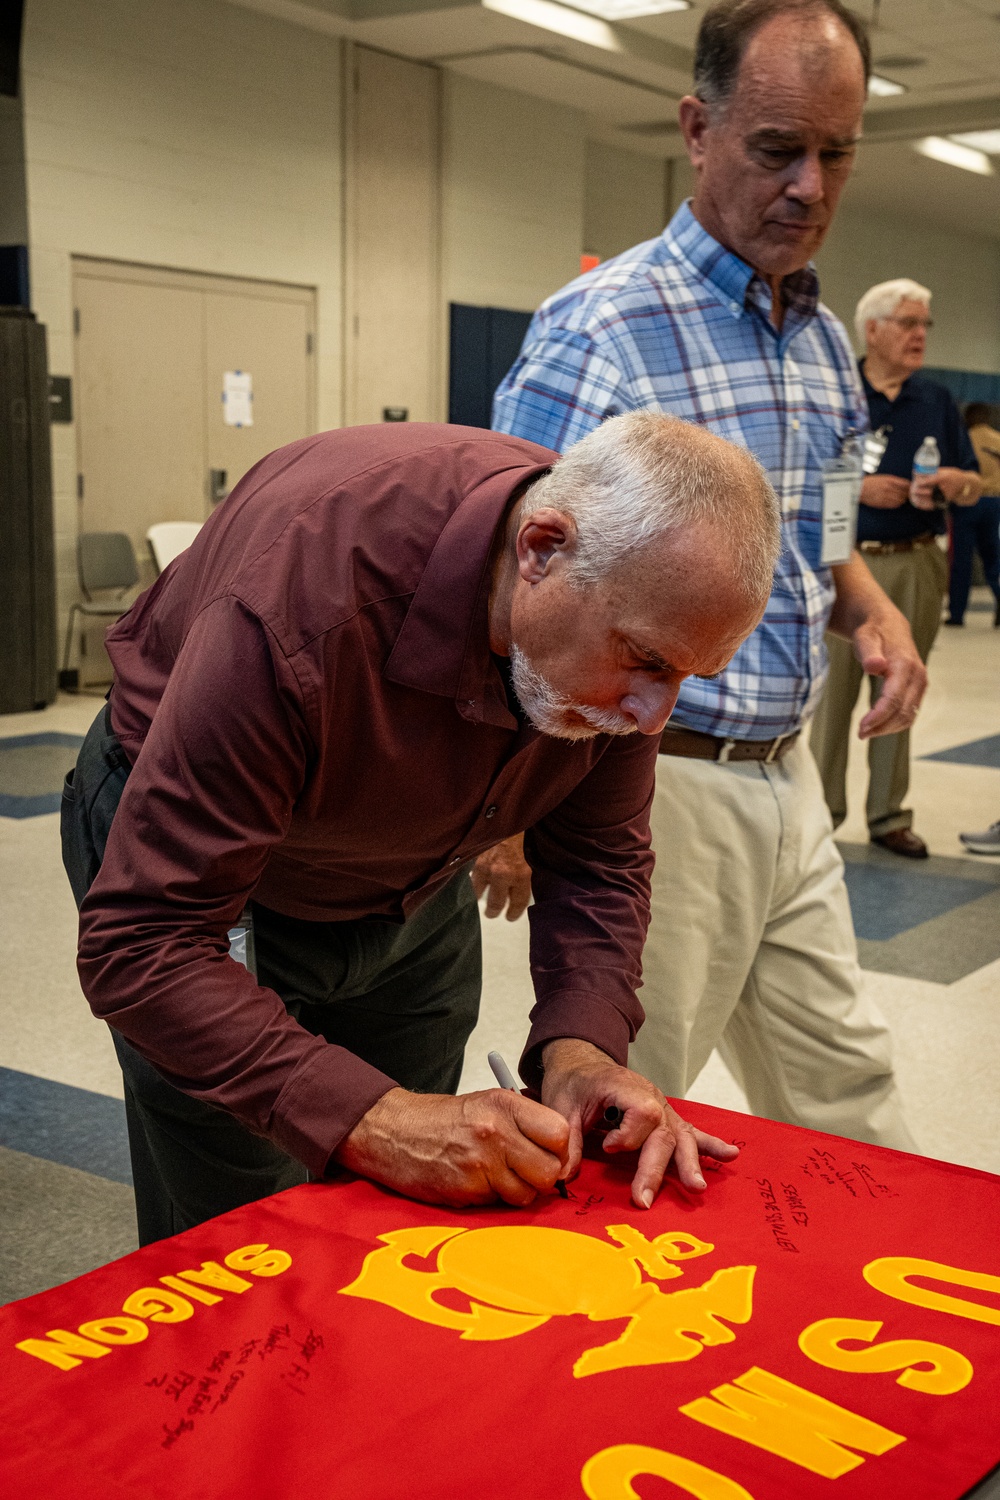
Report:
663,199,820,326
859,359,921,406
383,452,553,731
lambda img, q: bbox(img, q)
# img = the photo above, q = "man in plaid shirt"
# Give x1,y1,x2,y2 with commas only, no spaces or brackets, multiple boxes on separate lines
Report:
492,0,926,1148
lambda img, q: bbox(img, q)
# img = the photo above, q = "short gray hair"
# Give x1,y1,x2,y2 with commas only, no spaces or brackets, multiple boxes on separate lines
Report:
522,411,781,601
855,279,931,347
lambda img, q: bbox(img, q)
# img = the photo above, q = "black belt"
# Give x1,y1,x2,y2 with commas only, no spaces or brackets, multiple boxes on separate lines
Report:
659,726,800,763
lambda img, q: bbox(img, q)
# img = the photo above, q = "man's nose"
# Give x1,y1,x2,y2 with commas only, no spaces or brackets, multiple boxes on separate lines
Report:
621,680,680,736
786,153,824,204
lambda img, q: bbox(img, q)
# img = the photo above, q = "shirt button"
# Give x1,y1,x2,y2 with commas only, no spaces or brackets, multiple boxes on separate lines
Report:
792,418,801,431
485,805,497,819
729,301,741,315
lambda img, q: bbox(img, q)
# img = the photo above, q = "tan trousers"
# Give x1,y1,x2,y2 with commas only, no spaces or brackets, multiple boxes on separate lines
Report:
630,738,916,1150
810,543,948,837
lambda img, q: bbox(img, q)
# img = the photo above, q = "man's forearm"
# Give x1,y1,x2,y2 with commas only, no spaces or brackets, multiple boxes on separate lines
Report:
827,551,898,641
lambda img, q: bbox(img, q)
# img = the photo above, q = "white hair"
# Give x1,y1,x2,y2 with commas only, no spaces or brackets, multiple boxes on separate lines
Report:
509,644,637,741
854,278,931,347
521,410,781,601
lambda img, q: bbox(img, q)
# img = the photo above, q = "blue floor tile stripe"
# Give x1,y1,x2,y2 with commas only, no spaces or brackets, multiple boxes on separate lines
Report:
0,733,84,819
842,863,994,941
920,733,1000,769
0,792,66,817
0,1067,132,1185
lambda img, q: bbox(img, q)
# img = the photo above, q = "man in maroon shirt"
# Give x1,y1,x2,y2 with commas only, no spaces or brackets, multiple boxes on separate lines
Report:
63,413,778,1244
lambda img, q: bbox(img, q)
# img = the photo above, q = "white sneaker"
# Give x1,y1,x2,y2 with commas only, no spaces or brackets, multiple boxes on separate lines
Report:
959,821,1000,855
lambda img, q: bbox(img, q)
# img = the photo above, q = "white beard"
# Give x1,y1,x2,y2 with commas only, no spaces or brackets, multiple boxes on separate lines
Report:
508,644,638,741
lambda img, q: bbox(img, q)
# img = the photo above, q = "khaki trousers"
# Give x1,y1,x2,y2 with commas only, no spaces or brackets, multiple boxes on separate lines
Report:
810,543,948,837
630,738,916,1150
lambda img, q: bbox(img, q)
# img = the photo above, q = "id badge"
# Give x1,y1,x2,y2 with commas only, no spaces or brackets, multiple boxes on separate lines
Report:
820,454,862,566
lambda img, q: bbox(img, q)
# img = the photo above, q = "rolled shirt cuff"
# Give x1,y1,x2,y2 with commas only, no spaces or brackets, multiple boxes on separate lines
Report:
519,988,639,1092
268,1044,399,1177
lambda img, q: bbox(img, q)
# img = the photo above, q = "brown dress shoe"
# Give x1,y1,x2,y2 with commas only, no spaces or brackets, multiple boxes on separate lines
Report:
872,829,929,859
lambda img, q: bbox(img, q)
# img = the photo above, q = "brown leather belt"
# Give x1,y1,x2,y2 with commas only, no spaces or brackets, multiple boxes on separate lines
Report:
659,726,801,763
858,533,937,556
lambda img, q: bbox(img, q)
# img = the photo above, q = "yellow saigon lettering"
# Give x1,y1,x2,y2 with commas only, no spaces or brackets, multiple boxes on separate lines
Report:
865,1257,1000,1327
340,1221,753,1378
159,1274,222,1306
799,1316,972,1395
174,1261,253,1295
76,1317,149,1346
582,1444,756,1500
12,1329,112,1373
225,1244,294,1277
15,1242,292,1371
680,1365,905,1478
122,1289,195,1324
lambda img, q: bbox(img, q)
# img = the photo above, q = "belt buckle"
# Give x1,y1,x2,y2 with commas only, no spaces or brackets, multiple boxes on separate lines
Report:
717,738,737,763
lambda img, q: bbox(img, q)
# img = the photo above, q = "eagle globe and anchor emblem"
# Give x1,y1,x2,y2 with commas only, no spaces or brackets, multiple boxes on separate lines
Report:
340,1218,756,1378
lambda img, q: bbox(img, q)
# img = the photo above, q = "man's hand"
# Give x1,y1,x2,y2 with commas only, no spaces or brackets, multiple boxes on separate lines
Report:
860,474,910,510
471,833,532,920
829,554,928,740
333,1086,569,1207
934,467,982,507
852,605,927,739
540,1038,739,1210
908,471,938,511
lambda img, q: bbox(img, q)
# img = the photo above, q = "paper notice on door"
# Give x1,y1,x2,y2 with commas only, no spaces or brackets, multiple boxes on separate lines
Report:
222,370,253,427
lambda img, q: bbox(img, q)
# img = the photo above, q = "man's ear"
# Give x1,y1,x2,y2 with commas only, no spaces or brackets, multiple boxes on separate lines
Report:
678,94,711,168
516,508,577,584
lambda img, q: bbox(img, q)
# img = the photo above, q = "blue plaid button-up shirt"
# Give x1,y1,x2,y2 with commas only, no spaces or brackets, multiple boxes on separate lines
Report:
492,201,870,739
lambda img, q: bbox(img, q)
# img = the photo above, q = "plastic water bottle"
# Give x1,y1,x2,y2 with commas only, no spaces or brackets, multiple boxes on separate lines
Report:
910,435,940,504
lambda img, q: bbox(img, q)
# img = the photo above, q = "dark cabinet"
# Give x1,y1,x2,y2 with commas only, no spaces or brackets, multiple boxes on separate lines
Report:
0,306,56,712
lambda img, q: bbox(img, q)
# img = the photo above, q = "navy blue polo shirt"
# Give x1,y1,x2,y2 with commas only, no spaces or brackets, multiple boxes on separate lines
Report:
857,364,978,542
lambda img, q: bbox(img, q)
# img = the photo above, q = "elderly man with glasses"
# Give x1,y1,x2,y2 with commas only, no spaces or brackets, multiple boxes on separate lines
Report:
811,278,982,858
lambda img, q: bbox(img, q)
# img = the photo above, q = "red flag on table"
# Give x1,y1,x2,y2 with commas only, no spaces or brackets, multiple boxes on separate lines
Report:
2,1102,999,1500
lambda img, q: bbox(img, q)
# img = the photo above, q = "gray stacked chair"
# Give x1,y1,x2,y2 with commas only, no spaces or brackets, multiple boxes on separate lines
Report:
61,532,140,681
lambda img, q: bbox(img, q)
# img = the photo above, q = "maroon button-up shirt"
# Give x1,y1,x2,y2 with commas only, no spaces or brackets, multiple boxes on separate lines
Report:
78,424,659,1174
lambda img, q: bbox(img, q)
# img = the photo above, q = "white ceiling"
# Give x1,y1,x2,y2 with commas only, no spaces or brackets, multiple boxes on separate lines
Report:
230,0,1000,239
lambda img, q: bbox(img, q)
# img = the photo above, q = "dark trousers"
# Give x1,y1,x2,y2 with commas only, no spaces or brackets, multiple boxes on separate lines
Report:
62,705,482,1246
949,494,1000,623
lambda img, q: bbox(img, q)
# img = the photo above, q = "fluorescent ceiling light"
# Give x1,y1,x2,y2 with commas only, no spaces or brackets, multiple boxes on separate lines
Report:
483,0,621,50
914,136,994,176
867,74,905,97
950,129,1000,155
565,0,689,17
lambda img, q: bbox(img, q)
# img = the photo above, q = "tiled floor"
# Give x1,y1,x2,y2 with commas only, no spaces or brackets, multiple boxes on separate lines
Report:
1,593,998,1304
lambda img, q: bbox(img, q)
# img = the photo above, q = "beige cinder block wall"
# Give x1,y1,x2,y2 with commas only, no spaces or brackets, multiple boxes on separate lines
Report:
442,72,586,317
584,141,670,264
21,0,344,638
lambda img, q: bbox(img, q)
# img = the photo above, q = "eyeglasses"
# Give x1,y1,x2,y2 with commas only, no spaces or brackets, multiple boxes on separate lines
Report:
885,316,934,332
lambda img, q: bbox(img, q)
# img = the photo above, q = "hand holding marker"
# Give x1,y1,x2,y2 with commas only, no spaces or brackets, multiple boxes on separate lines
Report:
487,1051,624,1199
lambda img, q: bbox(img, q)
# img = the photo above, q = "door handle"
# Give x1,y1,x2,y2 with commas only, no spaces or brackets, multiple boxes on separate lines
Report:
209,468,229,505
